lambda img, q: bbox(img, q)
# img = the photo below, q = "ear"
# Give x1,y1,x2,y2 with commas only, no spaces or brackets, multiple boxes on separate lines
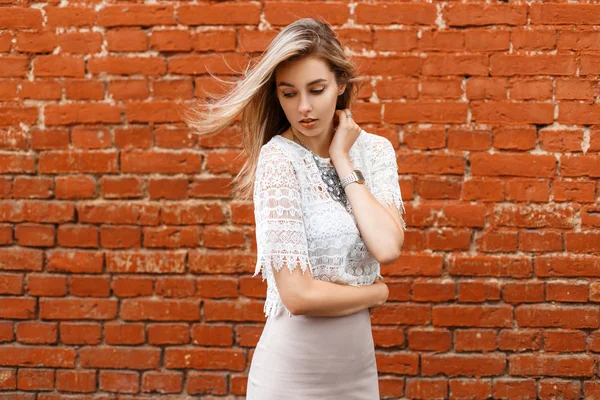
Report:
337,83,347,96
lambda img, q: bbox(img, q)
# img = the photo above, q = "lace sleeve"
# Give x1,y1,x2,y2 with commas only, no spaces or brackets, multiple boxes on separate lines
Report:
370,137,407,230
252,145,311,281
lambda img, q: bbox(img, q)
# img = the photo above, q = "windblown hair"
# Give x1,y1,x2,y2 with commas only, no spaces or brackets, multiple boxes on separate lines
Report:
183,18,362,200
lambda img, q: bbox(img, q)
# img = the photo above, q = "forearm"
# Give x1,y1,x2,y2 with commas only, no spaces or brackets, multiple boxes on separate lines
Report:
273,262,387,318
297,279,386,317
333,155,404,263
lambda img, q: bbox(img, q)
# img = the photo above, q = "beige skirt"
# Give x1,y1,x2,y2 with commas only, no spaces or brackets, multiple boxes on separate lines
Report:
246,309,379,400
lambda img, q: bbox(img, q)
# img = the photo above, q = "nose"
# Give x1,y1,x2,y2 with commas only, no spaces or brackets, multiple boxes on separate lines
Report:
297,93,312,115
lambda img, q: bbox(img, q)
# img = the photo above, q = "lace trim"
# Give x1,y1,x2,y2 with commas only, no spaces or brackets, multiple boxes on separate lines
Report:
374,191,407,230
253,253,311,279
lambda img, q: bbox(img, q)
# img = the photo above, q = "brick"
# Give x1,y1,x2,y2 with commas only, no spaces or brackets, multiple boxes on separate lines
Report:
516,305,599,329
449,256,531,278
491,54,576,76
505,179,550,202
126,101,182,123
147,324,190,345
493,126,537,151
407,328,451,352
27,275,67,297
193,30,237,52
509,354,594,377
512,29,556,50
494,204,574,229
503,282,545,304
80,347,160,369
34,55,85,78
100,225,141,249
40,298,118,320
98,5,176,27
150,30,191,52
458,281,501,303
0,107,38,127
104,322,144,345
64,80,104,101
445,4,527,26
423,54,488,76
121,298,199,321
106,28,148,52
88,57,166,76
520,231,563,252
530,4,600,25
0,7,43,29
156,277,196,298
406,378,448,399
77,202,159,225
15,224,55,247
470,153,555,178
45,104,121,125
71,126,112,149
472,102,554,124
511,79,552,100
39,151,118,174
121,150,201,174
461,178,504,202
13,177,52,199
55,176,96,199
100,177,143,199
422,354,506,377
373,30,418,52
16,31,57,53
46,7,96,27
154,127,197,149
355,3,436,25
99,370,139,393
164,347,245,371
0,56,28,77
539,129,583,152
455,329,497,352
169,54,249,75
107,251,186,274
421,78,462,99
416,177,461,200
179,3,260,25
46,250,103,274
433,305,513,328
59,32,102,54
560,155,600,177
57,225,99,248
108,80,149,100
114,127,153,149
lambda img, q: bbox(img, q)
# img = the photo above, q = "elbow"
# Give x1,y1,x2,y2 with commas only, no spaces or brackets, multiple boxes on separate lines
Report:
280,289,311,316
377,249,400,265
375,241,403,265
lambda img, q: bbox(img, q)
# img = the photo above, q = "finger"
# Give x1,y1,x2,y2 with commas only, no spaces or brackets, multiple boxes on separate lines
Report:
336,110,347,128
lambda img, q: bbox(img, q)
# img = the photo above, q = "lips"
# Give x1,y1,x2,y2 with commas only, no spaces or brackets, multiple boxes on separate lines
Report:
300,119,317,123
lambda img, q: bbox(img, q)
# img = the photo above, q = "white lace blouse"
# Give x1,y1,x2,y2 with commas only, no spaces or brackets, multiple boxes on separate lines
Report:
253,129,406,318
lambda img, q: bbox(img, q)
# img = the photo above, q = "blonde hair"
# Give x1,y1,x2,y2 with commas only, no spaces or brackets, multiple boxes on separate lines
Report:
183,18,362,200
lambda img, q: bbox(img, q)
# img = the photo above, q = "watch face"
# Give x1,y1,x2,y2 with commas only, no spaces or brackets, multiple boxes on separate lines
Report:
355,170,365,183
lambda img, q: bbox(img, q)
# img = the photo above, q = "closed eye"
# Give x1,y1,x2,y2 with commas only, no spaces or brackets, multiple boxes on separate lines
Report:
282,89,325,98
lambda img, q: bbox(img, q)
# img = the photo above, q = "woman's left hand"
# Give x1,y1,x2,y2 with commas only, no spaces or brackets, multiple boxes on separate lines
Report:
329,109,361,162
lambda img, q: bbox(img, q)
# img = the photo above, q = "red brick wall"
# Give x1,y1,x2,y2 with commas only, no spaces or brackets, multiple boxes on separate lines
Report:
1,1,600,399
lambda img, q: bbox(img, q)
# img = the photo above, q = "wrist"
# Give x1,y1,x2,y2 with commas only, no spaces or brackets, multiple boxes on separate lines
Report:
332,155,353,178
330,151,349,165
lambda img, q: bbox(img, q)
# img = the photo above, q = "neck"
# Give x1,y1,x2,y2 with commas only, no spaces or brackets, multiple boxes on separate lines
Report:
291,124,335,158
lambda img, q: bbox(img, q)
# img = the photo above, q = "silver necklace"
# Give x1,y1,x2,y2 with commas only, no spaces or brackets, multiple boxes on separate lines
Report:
290,127,349,210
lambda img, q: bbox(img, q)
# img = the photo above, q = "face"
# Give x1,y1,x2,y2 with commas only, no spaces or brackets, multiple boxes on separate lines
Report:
275,56,346,137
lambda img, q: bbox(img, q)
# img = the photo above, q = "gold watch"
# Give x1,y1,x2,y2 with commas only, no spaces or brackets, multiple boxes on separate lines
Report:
340,170,365,189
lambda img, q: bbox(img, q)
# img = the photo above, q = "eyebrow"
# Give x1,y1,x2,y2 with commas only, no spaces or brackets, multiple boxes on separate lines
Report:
277,79,328,88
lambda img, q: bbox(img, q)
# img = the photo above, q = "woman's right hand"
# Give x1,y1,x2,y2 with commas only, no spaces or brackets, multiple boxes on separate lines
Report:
369,280,389,312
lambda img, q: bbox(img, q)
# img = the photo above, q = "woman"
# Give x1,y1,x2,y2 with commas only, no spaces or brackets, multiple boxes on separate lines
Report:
185,18,406,400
